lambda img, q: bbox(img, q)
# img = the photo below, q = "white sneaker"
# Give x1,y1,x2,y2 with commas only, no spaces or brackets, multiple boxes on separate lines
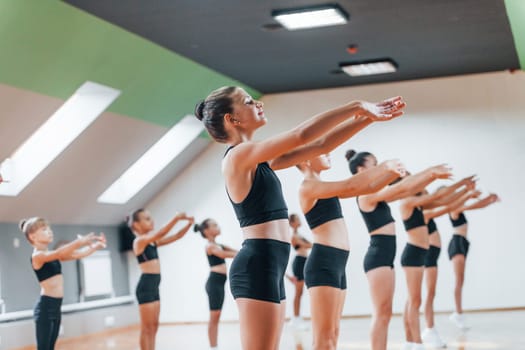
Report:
402,342,415,350
449,312,470,330
291,316,309,330
412,343,426,350
422,327,446,348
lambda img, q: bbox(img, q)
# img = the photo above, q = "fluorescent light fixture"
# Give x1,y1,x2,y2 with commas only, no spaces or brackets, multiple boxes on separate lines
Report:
0,82,120,197
340,59,397,77
272,4,348,30
97,115,204,204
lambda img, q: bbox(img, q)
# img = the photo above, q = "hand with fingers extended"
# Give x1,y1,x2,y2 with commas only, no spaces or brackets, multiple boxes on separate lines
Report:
381,159,407,178
430,164,453,180
358,96,406,121
488,193,501,203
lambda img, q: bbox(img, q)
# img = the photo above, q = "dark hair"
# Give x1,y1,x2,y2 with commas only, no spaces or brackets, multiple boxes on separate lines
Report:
127,209,145,228
195,86,238,143
193,218,212,238
19,217,48,243
345,149,373,174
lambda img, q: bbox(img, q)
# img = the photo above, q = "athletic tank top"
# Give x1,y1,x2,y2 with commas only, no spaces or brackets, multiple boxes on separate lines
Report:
137,244,158,264
207,244,226,266
403,207,426,231
427,218,438,234
304,197,343,229
357,199,395,233
32,258,61,282
225,147,288,227
450,212,467,227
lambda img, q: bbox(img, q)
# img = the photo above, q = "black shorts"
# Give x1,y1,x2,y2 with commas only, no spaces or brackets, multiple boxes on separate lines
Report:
206,272,227,311
229,239,290,304
292,255,307,281
34,295,62,350
364,234,396,272
136,273,161,305
304,243,349,290
448,234,470,259
401,243,428,267
424,245,441,267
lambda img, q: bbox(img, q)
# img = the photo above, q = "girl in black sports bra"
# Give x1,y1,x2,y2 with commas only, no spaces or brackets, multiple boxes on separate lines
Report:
194,218,237,350
195,86,406,349
398,180,475,349
298,153,403,349
415,178,477,347
447,192,500,330
20,217,106,350
287,213,312,330
128,209,194,350
346,150,451,350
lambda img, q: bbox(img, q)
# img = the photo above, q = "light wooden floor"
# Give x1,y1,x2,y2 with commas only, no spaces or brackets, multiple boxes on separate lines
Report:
14,310,525,349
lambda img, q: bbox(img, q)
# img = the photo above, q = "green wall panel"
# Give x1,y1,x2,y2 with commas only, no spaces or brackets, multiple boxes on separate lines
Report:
0,0,261,127
505,0,525,70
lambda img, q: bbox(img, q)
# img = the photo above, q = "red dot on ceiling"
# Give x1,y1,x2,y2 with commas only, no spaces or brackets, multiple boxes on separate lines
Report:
346,45,358,55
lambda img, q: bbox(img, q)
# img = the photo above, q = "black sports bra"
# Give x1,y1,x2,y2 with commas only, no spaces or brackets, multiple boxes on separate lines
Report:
207,244,226,266
450,212,467,227
32,258,61,282
137,244,159,264
304,197,343,229
357,199,395,233
403,207,426,231
427,218,438,234
225,147,288,227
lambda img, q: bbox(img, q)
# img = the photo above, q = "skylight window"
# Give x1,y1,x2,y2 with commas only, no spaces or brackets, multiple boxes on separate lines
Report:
0,81,120,196
97,115,204,204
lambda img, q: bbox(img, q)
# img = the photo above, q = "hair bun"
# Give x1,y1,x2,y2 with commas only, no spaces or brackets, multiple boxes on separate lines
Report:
345,149,356,161
193,223,201,233
194,101,206,121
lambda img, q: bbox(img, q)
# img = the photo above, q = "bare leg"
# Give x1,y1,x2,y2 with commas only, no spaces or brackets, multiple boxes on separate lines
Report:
424,267,438,328
139,301,160,350
275,300,287,350
403,267,424,344
452,255,466,314
208,310,221,348
309,286,346,350
236,298,283,350
366,267,395,350
293,281,304,317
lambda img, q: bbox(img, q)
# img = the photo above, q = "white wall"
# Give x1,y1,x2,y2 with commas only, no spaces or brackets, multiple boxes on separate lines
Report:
143,71,525,323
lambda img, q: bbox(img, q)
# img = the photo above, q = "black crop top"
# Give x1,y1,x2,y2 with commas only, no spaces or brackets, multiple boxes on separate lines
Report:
207,244,226,267
32,258,61,282
304,197,343,230
137,244,159,264
403,207,426,231
427,218,438,234
357,199,395,233
227,159,288,228
450,212,467,227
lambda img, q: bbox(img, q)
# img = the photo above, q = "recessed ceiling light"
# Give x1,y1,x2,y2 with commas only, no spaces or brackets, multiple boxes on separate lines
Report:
0,81,120,197
97,115,204,205
340,59,397,76
272,4,349,30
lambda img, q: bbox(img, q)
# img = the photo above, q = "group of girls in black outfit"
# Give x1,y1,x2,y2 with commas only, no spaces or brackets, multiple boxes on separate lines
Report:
6,85,499,350
195,85,500,350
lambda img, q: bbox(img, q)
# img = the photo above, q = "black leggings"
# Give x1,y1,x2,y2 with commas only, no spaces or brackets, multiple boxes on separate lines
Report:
304,243,349,290
292,255,307,281
229,239,290,303
136,273,161,304
34,295,62,350
206,272,227,310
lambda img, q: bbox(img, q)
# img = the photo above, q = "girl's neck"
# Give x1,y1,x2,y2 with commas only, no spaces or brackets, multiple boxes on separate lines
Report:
33,243,49,251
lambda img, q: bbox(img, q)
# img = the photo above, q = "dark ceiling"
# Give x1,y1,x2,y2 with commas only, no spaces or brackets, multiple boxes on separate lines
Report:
64,0,519,93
